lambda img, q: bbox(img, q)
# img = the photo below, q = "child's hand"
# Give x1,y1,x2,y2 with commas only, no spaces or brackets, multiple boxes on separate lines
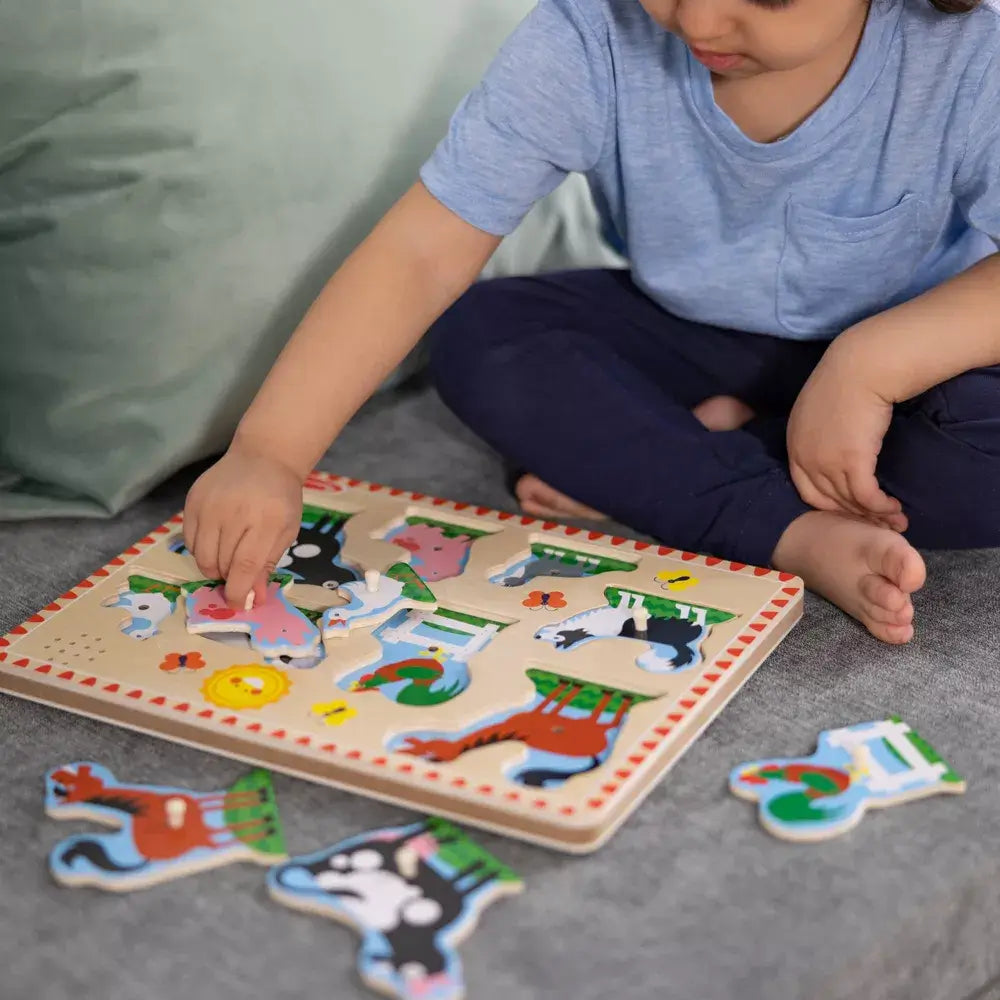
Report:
787,338,906,531
182,445,303,609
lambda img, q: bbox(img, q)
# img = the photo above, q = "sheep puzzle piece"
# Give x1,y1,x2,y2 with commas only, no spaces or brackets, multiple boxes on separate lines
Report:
1,472,804,852
268,817,522,1000
730,717,966,842
45,762,286,890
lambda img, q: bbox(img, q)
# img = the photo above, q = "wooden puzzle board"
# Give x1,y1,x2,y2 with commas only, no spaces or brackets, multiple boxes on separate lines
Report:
0,472,803,852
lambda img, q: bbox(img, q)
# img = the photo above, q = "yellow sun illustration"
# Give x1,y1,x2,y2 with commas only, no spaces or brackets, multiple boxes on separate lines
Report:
201,664,291,710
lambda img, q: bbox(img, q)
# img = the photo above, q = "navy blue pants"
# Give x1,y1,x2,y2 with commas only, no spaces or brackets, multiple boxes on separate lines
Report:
429,269,1000,567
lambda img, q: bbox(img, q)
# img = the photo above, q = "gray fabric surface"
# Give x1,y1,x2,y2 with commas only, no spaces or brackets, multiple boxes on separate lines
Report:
1,383,998,1000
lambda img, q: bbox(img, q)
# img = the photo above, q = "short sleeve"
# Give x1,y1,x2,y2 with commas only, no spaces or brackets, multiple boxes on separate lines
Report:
954,53,1000,245
419,0,612,236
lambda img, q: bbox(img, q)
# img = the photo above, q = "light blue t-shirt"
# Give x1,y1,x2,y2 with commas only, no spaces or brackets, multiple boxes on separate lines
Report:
420,0,1000,340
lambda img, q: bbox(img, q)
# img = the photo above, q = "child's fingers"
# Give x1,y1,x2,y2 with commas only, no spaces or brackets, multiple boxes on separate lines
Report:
192,517,223,580
224,528,291,609
816,471,868,519
217,520,250,583
846,471,902,516
182,508,198,555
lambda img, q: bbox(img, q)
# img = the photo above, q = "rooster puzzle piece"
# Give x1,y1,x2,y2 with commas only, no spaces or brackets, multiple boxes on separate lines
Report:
45,763,286,890
730,717,966,841
267,817,522,1000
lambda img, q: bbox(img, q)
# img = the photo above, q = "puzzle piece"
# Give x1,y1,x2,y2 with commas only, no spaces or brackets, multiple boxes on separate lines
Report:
393,669,652,788
267,818,522,1000
46,763,286,890
185,578,321,659
730,717,966,841
321,563,437,640
337,607,505,708
533,587,735,673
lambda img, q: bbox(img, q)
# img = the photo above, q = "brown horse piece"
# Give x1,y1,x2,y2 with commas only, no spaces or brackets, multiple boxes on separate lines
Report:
399,680,634,763
49,766,272,862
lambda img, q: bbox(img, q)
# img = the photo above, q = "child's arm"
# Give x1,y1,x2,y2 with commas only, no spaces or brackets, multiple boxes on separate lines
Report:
184,182,502,606
787,252,1000,524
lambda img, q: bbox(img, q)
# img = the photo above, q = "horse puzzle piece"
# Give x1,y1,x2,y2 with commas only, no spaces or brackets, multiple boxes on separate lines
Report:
46,763,286,890
730,717,966,842
337,607,504,709
385,522,476,583
393,669,651,789
534,588,735,673
267,817,522,1000
186,578,321,659
321,563,437,640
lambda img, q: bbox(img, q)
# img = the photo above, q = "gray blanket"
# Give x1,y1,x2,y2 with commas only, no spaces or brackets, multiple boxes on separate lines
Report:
2,386,997,1000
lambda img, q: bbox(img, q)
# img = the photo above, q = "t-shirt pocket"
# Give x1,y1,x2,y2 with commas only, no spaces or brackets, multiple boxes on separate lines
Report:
776,193,925,338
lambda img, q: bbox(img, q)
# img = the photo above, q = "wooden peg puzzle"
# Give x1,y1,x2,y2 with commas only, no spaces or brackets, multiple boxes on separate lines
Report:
729,717,966,841
267,817,522,1000
1,473,803,852
45,763,286,890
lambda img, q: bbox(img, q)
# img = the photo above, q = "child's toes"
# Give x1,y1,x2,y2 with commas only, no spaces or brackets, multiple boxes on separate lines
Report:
874,620,916,645
859,574,908,615
877,537,927,594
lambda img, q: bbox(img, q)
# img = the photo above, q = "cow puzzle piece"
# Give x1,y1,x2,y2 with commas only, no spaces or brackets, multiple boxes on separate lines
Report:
321,563,437,640
267,817,522,1000
729,717,966,842
46,763,286,890
185,577,321,659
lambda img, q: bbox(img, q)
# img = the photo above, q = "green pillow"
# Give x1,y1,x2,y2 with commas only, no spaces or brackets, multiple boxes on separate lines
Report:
0,0,619,519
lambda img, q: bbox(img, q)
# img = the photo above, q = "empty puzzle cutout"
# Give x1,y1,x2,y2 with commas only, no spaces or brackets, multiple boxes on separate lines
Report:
380,516,493,583
534,586,735,673
276,505,361,589
101,575,184,640
321,563,437,639
491,542,636,588
730,717,966,842
393,669,652,788
46,763,286,890
337,608,509,708
186,576,321,660
267,817,522,1000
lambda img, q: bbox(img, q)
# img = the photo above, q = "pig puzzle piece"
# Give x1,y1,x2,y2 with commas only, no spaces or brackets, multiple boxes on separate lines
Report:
267,817,522,1000
729,717,966,842
321,563,437,639
185,576,321,660
46,763,287,890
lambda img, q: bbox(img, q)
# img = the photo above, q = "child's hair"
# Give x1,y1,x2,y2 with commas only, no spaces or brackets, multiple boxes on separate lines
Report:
928,0,982,11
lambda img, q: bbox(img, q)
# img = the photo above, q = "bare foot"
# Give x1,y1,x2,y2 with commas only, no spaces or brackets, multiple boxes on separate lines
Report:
693,395,755,432
772,510,926,643
515,474,608,521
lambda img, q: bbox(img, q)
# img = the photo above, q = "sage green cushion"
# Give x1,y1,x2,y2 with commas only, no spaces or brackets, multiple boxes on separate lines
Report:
0,0,619,519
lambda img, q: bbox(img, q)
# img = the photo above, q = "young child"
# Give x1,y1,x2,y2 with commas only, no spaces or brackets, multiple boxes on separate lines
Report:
183,0,1000,645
